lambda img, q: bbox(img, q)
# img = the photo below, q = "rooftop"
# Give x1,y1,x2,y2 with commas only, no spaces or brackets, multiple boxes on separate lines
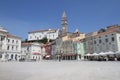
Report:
28,29,59,33
21,42,32,46
7,34,21,39
94,25,120,37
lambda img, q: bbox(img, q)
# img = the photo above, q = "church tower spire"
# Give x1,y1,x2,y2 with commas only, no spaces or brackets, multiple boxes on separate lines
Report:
62,11,68,34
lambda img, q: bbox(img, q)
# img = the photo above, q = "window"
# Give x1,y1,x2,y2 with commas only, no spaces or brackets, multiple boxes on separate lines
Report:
35,36,37,39
12,40,14,43
94,41,96,44
105,35,108,37
8,39,10,43
12,46,14,50
111,37,115,41
105,38,108,42
53,35,54,38
99,39,102,43
111,34,114,36
16,40,18,44
7,46,9,50
1,36,5,41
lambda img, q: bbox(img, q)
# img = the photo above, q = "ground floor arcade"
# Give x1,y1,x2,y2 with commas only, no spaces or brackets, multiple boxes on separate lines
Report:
0,52,21,61
56,54,83,60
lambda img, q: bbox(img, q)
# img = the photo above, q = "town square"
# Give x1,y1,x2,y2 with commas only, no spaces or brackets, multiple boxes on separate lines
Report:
0,0,120,80
0,61,120,80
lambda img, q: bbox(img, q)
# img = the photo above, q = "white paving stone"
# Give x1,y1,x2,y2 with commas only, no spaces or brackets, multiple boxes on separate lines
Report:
0,61,120,80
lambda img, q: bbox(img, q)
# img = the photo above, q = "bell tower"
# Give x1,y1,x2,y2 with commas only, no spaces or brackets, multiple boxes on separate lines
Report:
62,11,68,34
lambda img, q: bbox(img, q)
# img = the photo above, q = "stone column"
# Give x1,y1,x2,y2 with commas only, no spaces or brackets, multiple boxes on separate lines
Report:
77,55,80,60
1,53,6,61
17,54,21,61
39,55,42,61
66,56,68,60
72,56,74,60
8,54,11,60
13,54,16,61
70,56,71,60
81,56,84,60
64,56,66,60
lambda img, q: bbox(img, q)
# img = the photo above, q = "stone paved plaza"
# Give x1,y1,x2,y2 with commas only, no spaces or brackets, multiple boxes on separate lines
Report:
0,61,120,80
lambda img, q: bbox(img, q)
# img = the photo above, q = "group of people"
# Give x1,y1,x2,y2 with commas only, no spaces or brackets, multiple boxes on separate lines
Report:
85,52,120,61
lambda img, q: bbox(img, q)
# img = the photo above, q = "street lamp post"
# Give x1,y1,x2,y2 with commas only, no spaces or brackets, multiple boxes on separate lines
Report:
59,49,63,61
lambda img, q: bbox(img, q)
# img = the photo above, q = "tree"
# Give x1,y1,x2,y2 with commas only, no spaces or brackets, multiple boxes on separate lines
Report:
40,37,48,44
22,37,49,44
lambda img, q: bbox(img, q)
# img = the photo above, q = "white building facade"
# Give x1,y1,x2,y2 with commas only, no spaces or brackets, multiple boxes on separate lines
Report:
93,25,120,53
28,29,59,41
21,42,42,61
0,27,21,61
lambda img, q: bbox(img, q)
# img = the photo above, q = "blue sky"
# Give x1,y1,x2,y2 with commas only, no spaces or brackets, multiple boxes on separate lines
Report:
0,0,120,40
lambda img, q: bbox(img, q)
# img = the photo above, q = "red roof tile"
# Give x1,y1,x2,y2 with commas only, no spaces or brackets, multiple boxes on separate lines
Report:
7,34,21,39
94,30,120,37
21,42,32,46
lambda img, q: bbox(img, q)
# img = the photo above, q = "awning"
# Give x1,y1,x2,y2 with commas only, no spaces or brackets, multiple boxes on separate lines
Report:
105,51,115,55
92,53,99,56
99,52,106,56
46,55,51,58
33,52,40,55
86,53,92,56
